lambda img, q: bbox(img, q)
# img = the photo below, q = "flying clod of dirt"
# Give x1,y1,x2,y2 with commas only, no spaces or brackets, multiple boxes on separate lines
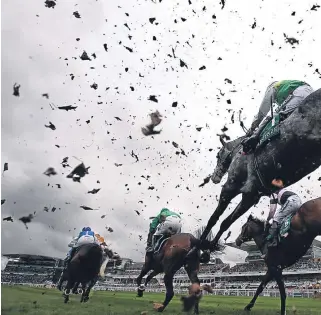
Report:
43,167,57,176
44,0,56,8
142,110,162,136
45,122,56,130
67,162,90,182
3,216,14,222
3,162,8,173
13,83,21,96
80,51,91,61
19,214,34,229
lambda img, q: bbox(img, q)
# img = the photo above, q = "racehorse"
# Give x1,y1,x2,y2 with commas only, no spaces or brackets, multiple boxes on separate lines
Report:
234,197,321,315
62,243,103,303
136,233,213,314
193,88,321,251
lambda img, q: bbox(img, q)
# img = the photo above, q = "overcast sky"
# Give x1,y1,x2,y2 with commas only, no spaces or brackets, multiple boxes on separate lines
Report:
1,0,321,263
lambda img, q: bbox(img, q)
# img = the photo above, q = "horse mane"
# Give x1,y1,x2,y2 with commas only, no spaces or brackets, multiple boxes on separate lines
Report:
225,135,246,151
193,226,214,242
249,216,265,228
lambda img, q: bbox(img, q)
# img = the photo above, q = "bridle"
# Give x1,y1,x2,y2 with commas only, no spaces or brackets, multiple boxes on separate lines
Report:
215,141,243,177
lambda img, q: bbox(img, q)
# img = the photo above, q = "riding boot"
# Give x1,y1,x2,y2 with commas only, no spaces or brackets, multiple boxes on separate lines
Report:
65,247,76,267
145,232,154,253
261,221,278,259
242,117,272,153
152,234,163,252
267,221,279,248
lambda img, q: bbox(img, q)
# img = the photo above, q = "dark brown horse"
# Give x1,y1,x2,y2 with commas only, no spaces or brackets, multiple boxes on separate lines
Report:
136,233,212,314
62,243,102,303
235,197,321,315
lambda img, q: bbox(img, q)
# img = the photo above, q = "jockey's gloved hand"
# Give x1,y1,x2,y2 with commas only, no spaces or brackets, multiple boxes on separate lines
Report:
264,221,270,234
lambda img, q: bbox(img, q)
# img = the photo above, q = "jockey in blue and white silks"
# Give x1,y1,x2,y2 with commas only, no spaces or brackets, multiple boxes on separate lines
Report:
64,227,97,266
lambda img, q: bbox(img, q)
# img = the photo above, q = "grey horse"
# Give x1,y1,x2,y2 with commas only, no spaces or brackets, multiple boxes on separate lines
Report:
195,88,321,251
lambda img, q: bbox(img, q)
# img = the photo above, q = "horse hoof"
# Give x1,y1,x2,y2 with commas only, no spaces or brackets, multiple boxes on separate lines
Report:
63,289,70,296
137,287,145,297
153,303,164,312
83,296,89,303
244,306,252,311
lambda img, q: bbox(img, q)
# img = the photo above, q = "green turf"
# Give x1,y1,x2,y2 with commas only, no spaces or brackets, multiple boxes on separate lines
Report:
1,286,320,315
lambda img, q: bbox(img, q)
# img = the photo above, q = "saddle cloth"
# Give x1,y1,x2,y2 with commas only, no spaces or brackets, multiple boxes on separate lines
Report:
279,213,295,238
154,236,170,253
266,212,295,242
259,114,281,146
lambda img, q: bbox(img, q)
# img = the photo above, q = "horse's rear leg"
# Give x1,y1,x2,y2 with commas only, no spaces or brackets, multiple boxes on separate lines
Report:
83,276,98,303
63,281,74,303
275,270,287,315
80,283,87,303
136,255,152,297
72,282,80,294
244,271,272,311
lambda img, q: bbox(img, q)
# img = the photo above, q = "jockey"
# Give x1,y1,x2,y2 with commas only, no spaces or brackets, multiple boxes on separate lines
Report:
263,178,302,257
64,227,97,266
242,80,314,153
146,208,182,254
57,227,97,290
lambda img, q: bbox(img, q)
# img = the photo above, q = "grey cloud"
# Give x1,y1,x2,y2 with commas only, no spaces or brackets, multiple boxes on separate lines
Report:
2,0,321,263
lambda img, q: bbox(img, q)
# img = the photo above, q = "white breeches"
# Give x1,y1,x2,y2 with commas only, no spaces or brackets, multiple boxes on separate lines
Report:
74,235,96,247
154,215,182,236
281,84,314,114
273,195,302,224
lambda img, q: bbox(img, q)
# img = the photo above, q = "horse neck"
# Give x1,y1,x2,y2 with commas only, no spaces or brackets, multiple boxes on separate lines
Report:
227,136,245,151
227,136,246,159
250,222,265,253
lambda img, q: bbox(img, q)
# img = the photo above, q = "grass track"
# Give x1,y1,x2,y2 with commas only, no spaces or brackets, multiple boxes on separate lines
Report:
1,286,320,315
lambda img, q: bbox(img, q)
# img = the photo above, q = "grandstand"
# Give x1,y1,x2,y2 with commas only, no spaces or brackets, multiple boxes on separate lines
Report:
2,240,321,297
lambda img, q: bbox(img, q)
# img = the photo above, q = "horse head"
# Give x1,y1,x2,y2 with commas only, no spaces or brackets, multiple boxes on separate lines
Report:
235,215,264,246
211,136,237,184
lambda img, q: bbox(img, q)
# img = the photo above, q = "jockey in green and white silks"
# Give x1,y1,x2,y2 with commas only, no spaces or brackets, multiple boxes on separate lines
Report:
242,80,314,153
262,178,302,258
146,208,182,254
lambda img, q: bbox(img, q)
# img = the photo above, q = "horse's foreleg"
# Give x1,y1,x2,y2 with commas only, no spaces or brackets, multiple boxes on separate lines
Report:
200,184,239,241
210,193,258,250
56,269,66,291
275,271,287,315
244,271,272,311
183,263,201,314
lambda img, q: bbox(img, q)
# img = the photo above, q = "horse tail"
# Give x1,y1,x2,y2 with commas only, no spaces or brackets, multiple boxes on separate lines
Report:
189,236,211,264
99,257,109,278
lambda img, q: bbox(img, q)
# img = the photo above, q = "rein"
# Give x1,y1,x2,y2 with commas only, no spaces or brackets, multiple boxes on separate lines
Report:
253,152,273,195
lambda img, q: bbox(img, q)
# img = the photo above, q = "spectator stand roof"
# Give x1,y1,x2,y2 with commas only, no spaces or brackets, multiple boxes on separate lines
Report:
3,254,59,262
